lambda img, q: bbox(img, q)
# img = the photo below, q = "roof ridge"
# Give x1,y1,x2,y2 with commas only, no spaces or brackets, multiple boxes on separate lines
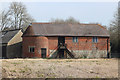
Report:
97,24,107,30
31,22,99,25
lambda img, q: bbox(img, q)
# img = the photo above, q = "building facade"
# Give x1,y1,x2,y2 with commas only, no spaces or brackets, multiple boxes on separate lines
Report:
22,23,110,58
0,29,23,58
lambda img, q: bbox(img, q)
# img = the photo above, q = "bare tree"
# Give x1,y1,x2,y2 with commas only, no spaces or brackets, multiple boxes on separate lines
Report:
65,17,79,23
51,18,65,23
0,2,34,31
9,2,34,29
50,17,80,23
109,6,120,55
0,10,12,31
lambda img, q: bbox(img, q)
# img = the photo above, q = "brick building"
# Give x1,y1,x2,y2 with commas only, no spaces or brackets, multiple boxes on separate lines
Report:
22,23,110,58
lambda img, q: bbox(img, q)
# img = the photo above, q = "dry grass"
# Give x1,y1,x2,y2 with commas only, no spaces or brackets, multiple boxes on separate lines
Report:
1,58,118,78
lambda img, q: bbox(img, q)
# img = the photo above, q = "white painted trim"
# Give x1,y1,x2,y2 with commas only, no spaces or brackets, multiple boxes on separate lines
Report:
28,46,35,53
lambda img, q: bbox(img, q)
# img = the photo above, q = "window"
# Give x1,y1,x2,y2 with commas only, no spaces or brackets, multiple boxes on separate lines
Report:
73,37,78,43
92,37,98,43
29,46,35,53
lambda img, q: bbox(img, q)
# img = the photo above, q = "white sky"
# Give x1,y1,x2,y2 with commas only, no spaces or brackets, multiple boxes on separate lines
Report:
0,0,119,2
0,0,120,28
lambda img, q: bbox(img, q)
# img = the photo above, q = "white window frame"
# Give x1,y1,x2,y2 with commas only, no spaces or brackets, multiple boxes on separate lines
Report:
29,46,35,53
92,37,98,43
73,37,78,43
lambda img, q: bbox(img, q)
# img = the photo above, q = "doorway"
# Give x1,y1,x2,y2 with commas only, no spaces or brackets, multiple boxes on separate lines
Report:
2,46,7,58
58,37,65,58
41,48,46,58
58,37,65,45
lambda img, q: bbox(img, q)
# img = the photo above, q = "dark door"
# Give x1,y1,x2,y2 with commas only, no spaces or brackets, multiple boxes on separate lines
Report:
58,37,65,58
58,37,65,45
41,48,46,58
2,46,7,58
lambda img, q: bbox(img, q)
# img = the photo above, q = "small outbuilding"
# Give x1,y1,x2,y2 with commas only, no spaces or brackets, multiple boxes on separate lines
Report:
0,29,23,58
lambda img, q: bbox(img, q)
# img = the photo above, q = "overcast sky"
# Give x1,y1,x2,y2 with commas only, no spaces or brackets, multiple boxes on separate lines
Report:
1,1,119,27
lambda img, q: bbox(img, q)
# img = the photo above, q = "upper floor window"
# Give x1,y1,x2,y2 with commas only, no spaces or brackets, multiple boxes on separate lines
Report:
29,46,35,53
92,37,98,43
73,37,78,43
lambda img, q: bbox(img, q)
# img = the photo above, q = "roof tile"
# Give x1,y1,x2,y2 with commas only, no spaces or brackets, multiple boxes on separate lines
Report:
23,23,109,37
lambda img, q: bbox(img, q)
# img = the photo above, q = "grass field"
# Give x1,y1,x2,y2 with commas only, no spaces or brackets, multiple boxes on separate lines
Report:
1,58,118,78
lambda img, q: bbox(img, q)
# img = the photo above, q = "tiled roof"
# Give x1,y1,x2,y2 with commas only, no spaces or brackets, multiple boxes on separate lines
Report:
1,29,20,43
23,23,110,37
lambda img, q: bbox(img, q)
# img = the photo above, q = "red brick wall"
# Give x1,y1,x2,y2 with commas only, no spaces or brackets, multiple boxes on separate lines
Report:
65,37,110,51
22,36,49,58
22,36,110,58
47,37,58,56
48,37,58,50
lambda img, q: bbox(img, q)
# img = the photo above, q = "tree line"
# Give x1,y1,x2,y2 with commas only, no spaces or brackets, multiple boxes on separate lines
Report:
108,5,120,56
50,17,80,24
